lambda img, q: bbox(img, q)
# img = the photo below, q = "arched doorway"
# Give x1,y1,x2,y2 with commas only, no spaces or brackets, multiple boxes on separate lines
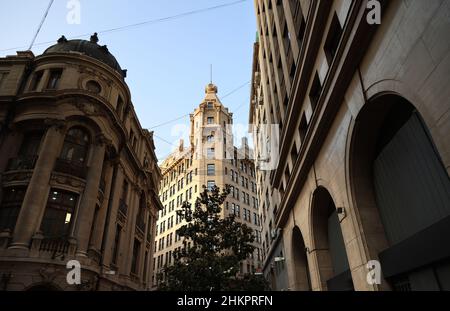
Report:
350,93,450,291
292,226,311,290
311,187,354,291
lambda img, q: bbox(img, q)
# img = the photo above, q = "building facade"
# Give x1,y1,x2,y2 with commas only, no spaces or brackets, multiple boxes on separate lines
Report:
250,0,450,291
153,84,262,288
0,34,162,291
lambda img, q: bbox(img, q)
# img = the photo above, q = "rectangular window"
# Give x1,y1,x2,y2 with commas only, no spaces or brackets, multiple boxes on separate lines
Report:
131,239,141,274
207,180,215,191
207,164,215,176
46,69,62,89
41,189,78,237
31,71,43,91
111,224,122,265
0,186,27,231
207,148,215,159
207,117,214,124
324,13,343,66
299,113,308,143
0,71,9,89
309,72,322,111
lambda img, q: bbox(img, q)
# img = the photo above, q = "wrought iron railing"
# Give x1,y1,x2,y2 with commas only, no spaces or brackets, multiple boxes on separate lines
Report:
118,199,128,217
54,158,87,179
39,237,70,259
6,156,37,171
136,216,145,233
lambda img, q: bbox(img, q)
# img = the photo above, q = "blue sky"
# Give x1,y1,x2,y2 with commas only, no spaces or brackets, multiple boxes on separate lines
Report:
0,0,257,160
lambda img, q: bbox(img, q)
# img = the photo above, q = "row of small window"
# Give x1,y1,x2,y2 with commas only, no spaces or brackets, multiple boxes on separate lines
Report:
162,159,195,186
157,213,183,235
226,202,261,226
155,232,184,253
154,243,191,271
160,187,195,218
228,169,257,193
229,186,258,209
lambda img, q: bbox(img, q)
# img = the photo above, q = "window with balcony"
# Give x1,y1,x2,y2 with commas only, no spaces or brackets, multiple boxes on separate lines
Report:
57,127,90,178
0,187,27,231
8,131,43,171
41,189,78,238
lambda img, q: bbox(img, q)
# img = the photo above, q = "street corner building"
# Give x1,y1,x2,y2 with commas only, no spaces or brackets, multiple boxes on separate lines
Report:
153,83,263,288
0,34,162,291
249,0,450,291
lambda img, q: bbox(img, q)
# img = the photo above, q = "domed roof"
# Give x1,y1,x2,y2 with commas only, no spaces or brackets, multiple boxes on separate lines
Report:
43,34,126,77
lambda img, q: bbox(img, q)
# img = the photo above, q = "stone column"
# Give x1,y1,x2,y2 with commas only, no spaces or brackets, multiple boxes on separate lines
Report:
10,120,65,250
74,134,107,257
123,187,138,275
101,164,124,268
138,209,149,279
89,159,114,252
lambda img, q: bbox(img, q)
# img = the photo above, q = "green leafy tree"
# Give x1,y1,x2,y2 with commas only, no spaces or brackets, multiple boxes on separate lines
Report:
158,185,267,291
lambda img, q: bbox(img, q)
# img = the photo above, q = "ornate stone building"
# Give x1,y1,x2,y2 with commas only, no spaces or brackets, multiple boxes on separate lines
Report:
0,34,162,290
250,0,450,291
153,84,262,288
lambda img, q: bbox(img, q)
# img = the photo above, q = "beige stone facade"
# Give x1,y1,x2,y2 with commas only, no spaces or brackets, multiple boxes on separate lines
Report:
250,0,450,291
0,35,162,290
153,84,262,288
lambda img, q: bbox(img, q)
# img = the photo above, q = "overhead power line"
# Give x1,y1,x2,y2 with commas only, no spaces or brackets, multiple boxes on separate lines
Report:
28,0,54,50
148,80,251,130
1,0,249,53
149,114,190,130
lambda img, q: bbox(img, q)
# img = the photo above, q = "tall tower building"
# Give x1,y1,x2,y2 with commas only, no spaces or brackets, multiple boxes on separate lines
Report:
153,84,262,287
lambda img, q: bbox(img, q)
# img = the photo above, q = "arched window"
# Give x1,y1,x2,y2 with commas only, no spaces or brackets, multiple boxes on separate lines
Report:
86,80,102,94
60,127,90,166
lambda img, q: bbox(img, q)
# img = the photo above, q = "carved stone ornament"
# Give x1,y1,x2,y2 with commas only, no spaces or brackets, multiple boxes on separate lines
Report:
95,133,112,147
44,118,66,131
39,266,59,283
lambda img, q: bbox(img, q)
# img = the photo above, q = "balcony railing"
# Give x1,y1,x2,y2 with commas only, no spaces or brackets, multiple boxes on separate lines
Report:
39,237,70,258
6,156,37,171
118,199,128,217
136,216,145,233
54,158,87,179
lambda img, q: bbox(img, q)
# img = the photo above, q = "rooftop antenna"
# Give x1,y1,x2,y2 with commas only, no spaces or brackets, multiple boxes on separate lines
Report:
29,0,55,50
210,64,213,84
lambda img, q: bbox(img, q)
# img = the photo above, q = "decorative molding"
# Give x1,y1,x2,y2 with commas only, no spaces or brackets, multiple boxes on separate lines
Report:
95,133,112,147
39,266,59,283
43,118,66,131
50,172,86,190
